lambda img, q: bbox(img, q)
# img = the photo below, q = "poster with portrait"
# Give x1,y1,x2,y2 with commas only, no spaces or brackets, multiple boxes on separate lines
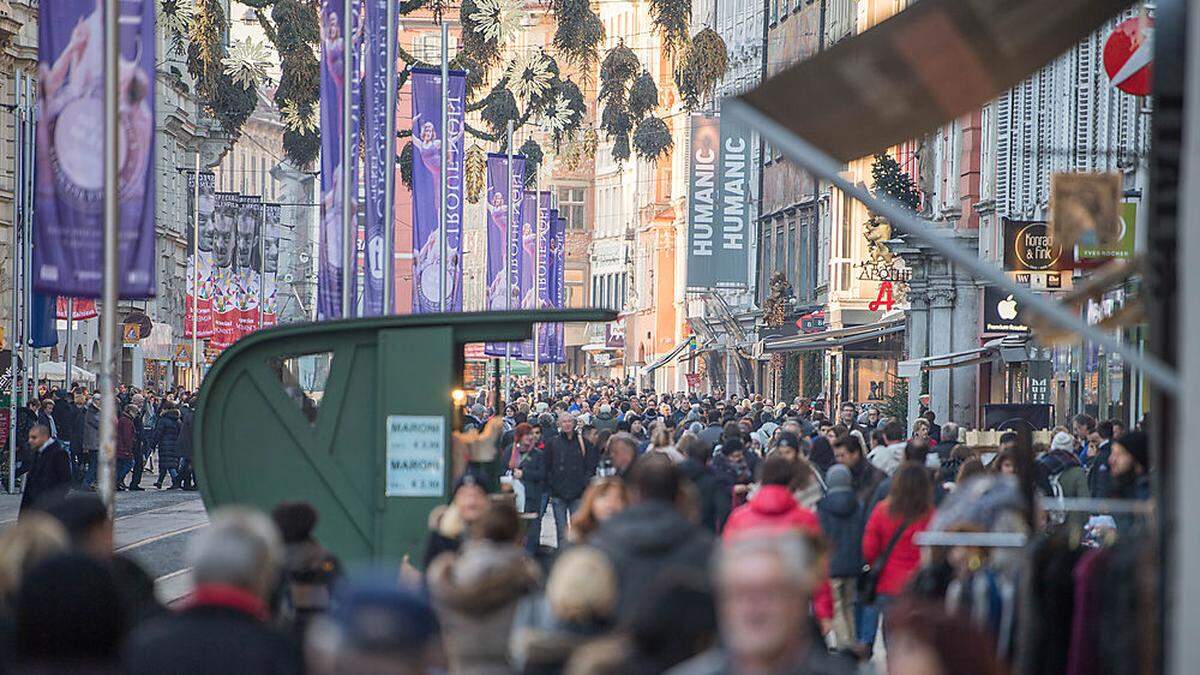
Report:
484,154,527,358
33,0,157,299
209,192,241,350
261,203,282,327
184,171,216,339
411,67,467,314
235,195,263,338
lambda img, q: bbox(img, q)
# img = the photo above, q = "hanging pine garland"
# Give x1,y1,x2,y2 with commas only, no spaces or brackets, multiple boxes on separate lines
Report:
460,0,503,72
552,0,605,73
648,0,691,58
482,89,521,136
628,71,659,120
599,42,640,106
188,0,256,134
519,139,544,186
465,144,487,203
633,116,672,161
548,81,586,148
400,141,414,190
673,27,728,110
159,0,195,56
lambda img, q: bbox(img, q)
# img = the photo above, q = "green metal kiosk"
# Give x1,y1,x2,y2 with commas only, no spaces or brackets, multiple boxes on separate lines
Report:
193,309,615,564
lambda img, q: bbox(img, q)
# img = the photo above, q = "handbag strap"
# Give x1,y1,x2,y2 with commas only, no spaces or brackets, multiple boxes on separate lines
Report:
873,519,912,570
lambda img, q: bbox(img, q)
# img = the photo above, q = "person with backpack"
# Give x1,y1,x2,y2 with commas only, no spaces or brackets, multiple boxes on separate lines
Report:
1036,431,1091,528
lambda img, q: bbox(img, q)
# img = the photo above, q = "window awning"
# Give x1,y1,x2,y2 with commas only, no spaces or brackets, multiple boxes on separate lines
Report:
644,338,696,374
897,336,1030,378
761,317,905,354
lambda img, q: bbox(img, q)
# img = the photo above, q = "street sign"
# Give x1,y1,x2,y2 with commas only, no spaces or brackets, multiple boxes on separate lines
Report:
173,344,192,367
1103,17,1154,96
122,324,142,345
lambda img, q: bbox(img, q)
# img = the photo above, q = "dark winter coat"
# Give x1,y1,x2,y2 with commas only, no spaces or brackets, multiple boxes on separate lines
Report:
931,439,958,462
117,414,137,461
679,458,721,532
849,458,885,510
588,501,714,621
124,594,302,675
817,487,865,578
517,447,548,514
544,430,598,503
1086,440,1113,501
82,404,101,453
697,424,724,453
592,412,619,433
177,406,195,460
151,409,183,470
19,440,72,513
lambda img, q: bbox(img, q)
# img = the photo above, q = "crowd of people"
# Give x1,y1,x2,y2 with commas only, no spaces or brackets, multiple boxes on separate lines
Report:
0,375,1154,674
7,382,198,508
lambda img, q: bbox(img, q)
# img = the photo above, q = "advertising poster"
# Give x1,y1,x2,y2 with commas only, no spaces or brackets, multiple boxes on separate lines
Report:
411,68,467,313
362,0,390,316
261,203,283,327
34,0,157,299
235,195,263,338
209,192,241,350
184,171,216,338
484,154,526,358
686,113,751,291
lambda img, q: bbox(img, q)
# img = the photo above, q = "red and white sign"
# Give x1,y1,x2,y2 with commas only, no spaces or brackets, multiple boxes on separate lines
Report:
1103,17,1154,96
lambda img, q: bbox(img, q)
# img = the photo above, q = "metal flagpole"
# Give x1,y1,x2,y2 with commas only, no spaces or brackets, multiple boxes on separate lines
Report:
258,201,266,329
438,21,449,313
191,151,200,387
20,73,30,407
8,71,22,495
532,178,539,401
504,122,514,402
383,0,397,314
65,299,75,392
341,0,354,319
98,0,121,517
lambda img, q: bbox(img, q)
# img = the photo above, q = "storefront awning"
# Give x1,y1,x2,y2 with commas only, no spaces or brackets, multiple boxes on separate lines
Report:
644,338,696,374
761,317,905,354
897,336,1030,378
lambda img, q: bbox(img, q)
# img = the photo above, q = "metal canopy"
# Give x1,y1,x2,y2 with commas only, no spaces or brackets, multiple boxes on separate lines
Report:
762,317,905,353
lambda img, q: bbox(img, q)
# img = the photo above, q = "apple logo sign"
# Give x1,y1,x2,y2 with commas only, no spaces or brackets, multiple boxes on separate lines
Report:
997,295,1018,320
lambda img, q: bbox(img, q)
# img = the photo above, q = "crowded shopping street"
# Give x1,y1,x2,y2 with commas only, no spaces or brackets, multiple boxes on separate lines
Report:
0,0,1192,673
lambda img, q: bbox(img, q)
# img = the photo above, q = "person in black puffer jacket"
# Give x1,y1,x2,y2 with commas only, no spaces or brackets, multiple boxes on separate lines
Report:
816,464,864,652
150,404,183,489
543,413,600,546
176,404,197,490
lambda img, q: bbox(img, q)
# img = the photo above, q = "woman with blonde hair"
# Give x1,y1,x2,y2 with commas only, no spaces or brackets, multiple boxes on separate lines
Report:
647,423,684,463
0,513,69,613
569,477,628,544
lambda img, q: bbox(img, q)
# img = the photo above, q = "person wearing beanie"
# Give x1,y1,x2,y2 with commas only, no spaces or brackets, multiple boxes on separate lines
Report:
1106,431,1150,530
710,437,752,522
1036,430,1091,528
817,464,865,650
593,404,619,434
270,501,342,639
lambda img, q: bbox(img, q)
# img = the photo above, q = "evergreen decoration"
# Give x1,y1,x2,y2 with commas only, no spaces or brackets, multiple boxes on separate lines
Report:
673,27,728,110
552,0,605,73
880,378,908,430
870,152,921,211
468,0,526,46
400,141,414,190
628,71,659,120
223,38,274,90
547,81,586,148
282,127,319,168
465,144,487,203
612,133,631,163
519,139,544,186
599,42,640,106
481,89,520,136
648,0,691,57
159,0,195,56
188,0,257,134
460,0,503,71
506,51,554,107
280,99,318,135
632,116,672,161
270,0,319,54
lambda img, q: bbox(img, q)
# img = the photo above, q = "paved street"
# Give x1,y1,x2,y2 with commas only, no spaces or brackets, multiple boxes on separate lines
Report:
0,471,208,606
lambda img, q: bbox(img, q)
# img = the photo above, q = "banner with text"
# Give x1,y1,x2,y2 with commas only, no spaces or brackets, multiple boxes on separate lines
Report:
362,0,391,315
184,171,216,339
210,192,241,349
235,195,263,338
686,113,751,291
261,203,282,327
411,68,467,313
34,0,157,298
484,154,527,357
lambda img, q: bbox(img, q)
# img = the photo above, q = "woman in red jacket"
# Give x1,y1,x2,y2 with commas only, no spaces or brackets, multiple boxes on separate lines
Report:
723,454,820,540
857,462,933,657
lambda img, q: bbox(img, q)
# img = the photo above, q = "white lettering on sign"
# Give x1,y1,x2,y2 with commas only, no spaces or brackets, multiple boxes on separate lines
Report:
692,147,716,256
385,415,445,497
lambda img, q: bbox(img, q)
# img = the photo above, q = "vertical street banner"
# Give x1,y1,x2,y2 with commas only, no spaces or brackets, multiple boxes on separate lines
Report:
56,297,98,321
185,171,216,339
411,67,467,313
317,0,362,320
362,0,390,316
261,203,282,327
209,192,241,350
34,0,157,298
548,212,567,363
534,192,556,363
686,113,751,291
484,154,526,357
515,191,538,359
235,195,263,339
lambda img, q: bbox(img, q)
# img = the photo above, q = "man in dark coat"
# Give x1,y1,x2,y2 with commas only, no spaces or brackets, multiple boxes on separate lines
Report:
177,404,197,490
930,421,959,462
679,436,722,532
832,434,884,511
697,409,725,453
543,413,598,544
124,508,302,675
589,454,714,621
151,405,184,489
20,424,72,515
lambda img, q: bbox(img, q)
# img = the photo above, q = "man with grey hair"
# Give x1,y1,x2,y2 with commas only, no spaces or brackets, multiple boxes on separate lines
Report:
668,532,853,675
125,507,302,675
932,421,960,462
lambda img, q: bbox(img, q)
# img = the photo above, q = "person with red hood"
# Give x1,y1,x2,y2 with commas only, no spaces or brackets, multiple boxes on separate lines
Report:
722,454,820,540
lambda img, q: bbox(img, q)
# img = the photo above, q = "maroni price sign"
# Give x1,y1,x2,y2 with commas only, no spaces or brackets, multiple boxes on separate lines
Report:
385,415,445,498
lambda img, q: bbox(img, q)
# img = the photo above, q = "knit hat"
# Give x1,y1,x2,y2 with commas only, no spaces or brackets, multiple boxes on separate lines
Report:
1050,431,1075,453
825,464,852,490
271,501,319,545
720,437,745,456
1116,430,1149,471
331,577,439,651
774,430,800,450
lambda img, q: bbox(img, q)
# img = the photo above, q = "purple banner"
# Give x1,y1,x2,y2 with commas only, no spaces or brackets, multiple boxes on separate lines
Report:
411,68,467,313
541,211,567,363
34,0,157,298
514,191,539,359
362,0,390,316
484,154,526,357
533,192,553,363
317,0,363,320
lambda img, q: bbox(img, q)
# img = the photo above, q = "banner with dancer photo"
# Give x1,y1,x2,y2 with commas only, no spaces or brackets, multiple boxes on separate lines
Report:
209,192,241,350
235,195,264,338
317,0,363,320
539,210,567,364
184,171,216,338
484,154,527,357
514,191,539,360
411,67,467,313
33,0,157,298
362,0,391,316
261,203,283,327
534,194,555,363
